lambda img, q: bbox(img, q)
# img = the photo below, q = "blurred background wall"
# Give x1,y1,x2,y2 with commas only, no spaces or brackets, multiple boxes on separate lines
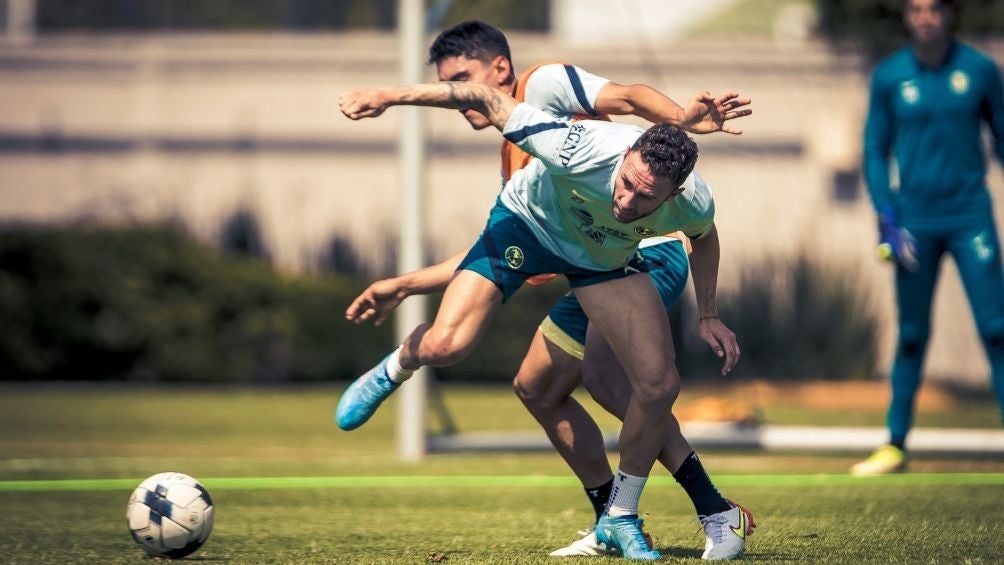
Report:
0,0,1001,385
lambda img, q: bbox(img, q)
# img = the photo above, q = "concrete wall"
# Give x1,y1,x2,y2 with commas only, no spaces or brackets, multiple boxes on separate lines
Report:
0,32,1001,386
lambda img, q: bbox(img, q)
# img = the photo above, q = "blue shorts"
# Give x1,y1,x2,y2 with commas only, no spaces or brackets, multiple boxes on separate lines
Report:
540,238,689,359
459,200,649,303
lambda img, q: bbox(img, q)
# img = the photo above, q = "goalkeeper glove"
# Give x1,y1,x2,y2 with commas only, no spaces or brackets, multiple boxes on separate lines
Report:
877,207,918,271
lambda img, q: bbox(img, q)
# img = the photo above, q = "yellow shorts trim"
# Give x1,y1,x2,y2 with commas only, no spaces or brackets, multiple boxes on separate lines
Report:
539,316,585,361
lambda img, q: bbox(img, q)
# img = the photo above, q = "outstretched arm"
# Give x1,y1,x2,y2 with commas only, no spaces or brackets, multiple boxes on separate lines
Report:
688,223,740,375
345,249,468,326
594,83,752,135
340,82,517,130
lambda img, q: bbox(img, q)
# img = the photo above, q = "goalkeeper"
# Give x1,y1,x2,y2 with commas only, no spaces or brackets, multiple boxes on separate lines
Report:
853,0,1004,476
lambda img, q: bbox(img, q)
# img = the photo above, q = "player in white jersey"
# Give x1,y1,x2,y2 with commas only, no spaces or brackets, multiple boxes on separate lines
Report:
499,116,714,269
338,21,753,560
337,78,737,559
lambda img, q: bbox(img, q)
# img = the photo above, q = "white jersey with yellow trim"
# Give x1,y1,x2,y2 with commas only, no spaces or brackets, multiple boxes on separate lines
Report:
499,102,714,272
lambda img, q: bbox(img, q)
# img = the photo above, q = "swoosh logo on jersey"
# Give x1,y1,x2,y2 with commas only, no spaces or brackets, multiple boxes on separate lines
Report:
730,509,747,539
570,189,593,204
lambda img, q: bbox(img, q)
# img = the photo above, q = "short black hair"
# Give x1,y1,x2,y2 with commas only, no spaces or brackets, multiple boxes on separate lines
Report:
904,0,956,12
631,124,699,188
428,20,512,66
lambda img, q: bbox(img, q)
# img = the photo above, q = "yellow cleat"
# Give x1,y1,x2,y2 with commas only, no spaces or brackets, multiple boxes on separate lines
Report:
851,444,907,476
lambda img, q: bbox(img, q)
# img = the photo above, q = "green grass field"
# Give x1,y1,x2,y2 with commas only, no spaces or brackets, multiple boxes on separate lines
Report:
1,383,1002,563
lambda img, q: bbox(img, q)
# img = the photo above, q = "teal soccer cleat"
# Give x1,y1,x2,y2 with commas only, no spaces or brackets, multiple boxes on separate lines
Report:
595,514,661,561
335,353,401,430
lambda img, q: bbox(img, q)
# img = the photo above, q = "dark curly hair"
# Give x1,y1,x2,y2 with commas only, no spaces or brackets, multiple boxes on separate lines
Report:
630,124,699,188
428,20,512,66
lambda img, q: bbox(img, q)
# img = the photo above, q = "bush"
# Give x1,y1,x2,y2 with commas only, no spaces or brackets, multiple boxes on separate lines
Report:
0,225,880,383
673,252,880,381
36,0,551,31
436,250,881,383
0,223,392,382
434,280,568,383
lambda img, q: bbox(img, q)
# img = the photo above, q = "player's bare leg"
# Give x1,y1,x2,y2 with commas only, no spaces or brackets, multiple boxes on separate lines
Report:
513,331,612,488
584,326,755,559
575,274,678,477
582,327,691,471
573,273,676,560
513,331,624,557
336,270,502,430
399,270,503,369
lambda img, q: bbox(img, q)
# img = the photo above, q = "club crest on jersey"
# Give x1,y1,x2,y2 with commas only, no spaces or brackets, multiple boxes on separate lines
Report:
634,226,658,238
504,246,525,269
558,123,587,167
899,80,920,105
949,70,970,95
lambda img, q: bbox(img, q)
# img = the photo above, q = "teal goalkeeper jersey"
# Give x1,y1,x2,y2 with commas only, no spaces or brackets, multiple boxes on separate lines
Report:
863,41,1004,229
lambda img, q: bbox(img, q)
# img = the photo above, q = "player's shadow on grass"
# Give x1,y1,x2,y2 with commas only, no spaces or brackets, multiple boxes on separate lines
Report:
659,547,793,561
658,546,703,559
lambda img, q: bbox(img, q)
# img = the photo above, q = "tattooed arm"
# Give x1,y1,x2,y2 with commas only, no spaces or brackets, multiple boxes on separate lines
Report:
339,82,516,131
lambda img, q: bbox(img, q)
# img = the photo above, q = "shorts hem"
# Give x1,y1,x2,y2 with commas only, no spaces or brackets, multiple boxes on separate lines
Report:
539,316,585,360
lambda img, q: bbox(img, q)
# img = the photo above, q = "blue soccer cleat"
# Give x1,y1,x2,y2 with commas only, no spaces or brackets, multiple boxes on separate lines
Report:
595,513,661,561
335,353,401,430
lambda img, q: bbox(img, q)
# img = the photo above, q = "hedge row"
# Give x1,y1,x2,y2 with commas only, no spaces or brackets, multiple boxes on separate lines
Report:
0,224,392,382
0,224,879,383
36,0,550,31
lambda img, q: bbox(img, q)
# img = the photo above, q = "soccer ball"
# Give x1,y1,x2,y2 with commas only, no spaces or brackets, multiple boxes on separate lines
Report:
126,472,214,558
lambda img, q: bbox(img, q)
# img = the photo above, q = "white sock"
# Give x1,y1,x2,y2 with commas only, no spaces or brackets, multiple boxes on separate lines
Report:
386,347,414,384
606,469,647,517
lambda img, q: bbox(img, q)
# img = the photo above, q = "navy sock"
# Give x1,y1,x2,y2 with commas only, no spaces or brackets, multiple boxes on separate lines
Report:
673,452,731,517
585,478,614,521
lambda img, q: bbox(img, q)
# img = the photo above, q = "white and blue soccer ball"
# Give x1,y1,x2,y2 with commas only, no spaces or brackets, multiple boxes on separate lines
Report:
126,472,215,559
